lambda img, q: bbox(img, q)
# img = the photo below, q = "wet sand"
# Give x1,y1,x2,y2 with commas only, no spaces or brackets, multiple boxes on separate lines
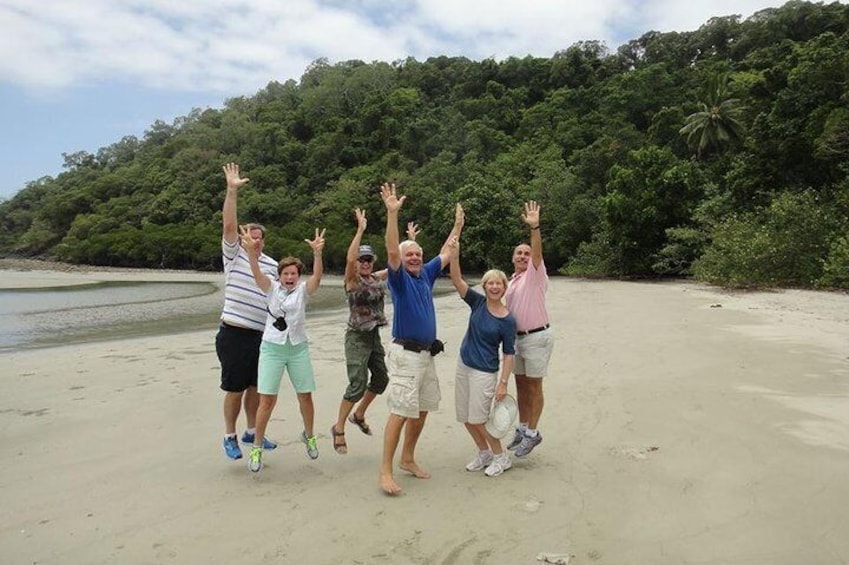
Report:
0,263,346,350
1,266,848,564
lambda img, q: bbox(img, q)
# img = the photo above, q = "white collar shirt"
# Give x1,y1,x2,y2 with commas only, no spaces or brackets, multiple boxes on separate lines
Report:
263,280,309,345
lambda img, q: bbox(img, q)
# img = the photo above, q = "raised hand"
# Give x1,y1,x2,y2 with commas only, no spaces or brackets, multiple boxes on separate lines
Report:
521,200,540,228
447,235,460,258
355,208,367,232
380,182,405,212
238,224,259,255
223,162,249,191
406,221,420,241
454,203,465,229
305,227,327,253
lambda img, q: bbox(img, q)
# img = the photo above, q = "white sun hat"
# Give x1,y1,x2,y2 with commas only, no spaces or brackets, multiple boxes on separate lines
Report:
485,394,518,439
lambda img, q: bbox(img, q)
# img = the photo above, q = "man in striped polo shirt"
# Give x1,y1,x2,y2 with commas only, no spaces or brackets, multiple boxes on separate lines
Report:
215,163,279,460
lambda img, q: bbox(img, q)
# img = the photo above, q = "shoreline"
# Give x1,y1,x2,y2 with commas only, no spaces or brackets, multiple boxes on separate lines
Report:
0,262,455,354
0,257,213,274
0,258,221,289
0,267,349,353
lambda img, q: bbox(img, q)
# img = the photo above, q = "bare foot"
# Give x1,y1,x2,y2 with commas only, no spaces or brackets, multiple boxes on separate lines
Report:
380,472,402,495
399,460,431,479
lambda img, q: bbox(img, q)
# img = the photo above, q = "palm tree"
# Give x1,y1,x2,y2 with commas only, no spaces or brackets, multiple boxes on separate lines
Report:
680,72,746,158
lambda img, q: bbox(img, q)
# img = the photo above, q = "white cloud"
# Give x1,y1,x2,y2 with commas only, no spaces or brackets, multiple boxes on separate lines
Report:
411,0,631,53
637,0,794,33
0,0,832,96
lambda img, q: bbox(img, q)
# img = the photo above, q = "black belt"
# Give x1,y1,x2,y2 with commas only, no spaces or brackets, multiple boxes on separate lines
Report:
517,324,550,336
392,338,432,353
220,321,262,333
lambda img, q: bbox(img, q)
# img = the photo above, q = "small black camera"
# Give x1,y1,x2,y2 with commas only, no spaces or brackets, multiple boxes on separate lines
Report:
273,314,287,331
429,339,445,356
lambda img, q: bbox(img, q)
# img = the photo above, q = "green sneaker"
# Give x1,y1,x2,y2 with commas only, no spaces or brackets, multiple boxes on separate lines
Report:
248,447,263,473
301,431,319,460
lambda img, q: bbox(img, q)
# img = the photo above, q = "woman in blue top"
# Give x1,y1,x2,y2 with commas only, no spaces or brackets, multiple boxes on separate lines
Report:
448,234,517,477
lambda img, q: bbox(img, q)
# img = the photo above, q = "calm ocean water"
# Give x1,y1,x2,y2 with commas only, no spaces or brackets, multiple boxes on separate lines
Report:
0,277,455,352
0,280,350,352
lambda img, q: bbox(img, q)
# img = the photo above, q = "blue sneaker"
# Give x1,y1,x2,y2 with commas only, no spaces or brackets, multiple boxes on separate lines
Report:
223,436,242,460
241,431,277,450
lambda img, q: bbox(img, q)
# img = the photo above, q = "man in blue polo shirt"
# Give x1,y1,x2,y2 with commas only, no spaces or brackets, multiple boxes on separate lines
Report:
378,182,464,496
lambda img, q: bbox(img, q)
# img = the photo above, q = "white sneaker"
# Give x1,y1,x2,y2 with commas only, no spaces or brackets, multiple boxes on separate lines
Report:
484,453,512,477
465,450,493,471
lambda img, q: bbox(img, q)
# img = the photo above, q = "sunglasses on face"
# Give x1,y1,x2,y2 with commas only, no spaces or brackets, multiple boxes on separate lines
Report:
357,257,374,263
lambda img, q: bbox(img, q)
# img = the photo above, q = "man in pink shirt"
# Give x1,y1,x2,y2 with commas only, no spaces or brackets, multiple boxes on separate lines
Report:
504,201,553,458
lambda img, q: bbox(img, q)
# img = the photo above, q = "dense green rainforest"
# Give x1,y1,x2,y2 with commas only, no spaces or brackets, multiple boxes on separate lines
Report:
1,1,848,288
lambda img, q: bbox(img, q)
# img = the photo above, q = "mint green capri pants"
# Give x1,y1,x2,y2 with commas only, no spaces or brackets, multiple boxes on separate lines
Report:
258,339,316,395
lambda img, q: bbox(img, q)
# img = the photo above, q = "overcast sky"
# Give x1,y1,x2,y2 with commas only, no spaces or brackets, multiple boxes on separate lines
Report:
0,0,825,199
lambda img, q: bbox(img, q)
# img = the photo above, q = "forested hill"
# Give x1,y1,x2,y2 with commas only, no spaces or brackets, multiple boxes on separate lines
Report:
1,1,848,288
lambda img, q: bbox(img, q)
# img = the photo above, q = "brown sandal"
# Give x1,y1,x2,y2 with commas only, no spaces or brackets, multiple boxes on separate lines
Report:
331,425,347,455
348,413,372,436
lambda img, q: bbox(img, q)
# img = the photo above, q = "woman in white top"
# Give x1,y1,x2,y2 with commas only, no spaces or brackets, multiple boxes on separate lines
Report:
240,225,325,473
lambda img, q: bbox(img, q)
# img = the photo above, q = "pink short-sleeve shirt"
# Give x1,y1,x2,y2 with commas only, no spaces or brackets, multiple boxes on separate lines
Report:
505,259,549,332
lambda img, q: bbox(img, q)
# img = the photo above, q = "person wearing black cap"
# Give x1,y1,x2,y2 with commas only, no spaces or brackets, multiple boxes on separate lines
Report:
331,208,390,454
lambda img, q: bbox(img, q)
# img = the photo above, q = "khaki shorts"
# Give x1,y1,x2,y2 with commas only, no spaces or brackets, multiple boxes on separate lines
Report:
386,343,440,418
513,328,554,378
454,360,497,424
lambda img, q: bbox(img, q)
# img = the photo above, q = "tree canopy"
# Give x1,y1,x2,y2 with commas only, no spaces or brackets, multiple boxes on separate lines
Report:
2,1,848,288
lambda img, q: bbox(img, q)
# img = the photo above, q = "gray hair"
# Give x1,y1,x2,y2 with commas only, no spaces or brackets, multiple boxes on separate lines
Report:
399,240,422,255
244,223,267,238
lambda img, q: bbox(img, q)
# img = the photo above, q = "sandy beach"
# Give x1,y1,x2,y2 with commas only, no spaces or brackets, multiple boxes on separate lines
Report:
1,266,849,564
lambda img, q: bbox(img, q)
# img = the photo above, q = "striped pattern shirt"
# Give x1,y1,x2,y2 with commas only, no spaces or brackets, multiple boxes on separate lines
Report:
220,237,278,331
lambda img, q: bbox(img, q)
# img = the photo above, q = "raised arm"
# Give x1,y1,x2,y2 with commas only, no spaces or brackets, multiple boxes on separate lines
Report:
344,208,367,289
381,182,405,271
222,163,249,244
522,201,543,269
447,236,468,298
406,221,421,241
438,203,465,268
239,225,271,294
305,228,326,294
